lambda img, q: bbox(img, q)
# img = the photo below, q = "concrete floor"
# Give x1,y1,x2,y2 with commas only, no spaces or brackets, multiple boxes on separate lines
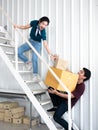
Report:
0,121,49,130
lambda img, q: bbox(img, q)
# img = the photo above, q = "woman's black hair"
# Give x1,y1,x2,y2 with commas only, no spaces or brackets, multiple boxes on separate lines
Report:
39,16,50,25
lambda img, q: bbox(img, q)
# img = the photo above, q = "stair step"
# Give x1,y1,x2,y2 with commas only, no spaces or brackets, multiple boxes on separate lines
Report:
12,60,24,64
5,51,14,55
39,81,47,89
39,99,51,106
25,80,40,84
32,89,47,95
0,36,11,42
0,43,14,48
25,80,37,84
0,31,6,37
18,70,32,73
0,89,47,97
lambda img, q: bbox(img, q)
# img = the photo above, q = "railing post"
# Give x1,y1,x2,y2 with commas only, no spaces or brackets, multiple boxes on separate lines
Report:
68,92,72,130
15,29,18,71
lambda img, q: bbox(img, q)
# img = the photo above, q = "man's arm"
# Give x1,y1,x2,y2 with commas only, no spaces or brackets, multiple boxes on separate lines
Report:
14,24,31,29
48,89,75,99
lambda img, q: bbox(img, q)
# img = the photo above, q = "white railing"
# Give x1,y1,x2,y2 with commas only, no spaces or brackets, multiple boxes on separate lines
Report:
0,6,72,130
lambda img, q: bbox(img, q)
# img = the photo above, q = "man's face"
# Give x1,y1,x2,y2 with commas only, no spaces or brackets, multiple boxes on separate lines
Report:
39,21,48,30
78,69,86,80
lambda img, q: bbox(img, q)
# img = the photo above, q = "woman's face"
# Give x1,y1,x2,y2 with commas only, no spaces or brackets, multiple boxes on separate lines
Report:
39,21,48,30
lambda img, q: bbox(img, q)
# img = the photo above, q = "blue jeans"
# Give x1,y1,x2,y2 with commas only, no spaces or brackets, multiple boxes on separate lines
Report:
49,93,74,130
18,38,41,74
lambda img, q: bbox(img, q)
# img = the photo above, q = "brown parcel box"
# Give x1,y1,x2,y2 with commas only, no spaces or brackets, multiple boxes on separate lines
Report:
23,116,39,126
45,67,79,92
13,118,23,124
0,112,4,121
0,101,18,109
4,116,12,123
54,58,68,70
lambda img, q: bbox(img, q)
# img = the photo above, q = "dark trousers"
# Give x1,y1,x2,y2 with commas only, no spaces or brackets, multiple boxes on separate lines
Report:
49,93,74,130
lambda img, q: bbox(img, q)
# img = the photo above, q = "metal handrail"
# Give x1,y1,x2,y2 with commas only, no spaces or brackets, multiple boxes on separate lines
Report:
0,6,72,130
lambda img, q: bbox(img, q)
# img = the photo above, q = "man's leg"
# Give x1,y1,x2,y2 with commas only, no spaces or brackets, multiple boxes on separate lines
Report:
47,92,63,111
53,101,74,130
49,92,62,107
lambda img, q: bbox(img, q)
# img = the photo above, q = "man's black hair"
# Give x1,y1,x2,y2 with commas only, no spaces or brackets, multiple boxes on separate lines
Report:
83,68,91,81
39,16,50,25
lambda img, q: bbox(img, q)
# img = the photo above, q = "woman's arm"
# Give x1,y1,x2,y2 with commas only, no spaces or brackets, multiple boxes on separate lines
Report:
14,24,31,29
43,40,58,60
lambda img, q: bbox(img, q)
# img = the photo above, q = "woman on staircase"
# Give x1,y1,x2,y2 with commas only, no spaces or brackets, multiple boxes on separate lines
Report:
14,16,56,82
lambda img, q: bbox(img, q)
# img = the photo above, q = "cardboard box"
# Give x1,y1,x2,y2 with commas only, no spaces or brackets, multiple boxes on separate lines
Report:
0,101,18,109
54,58,68,70
4,116,12,123
0,101,10,109
45,67,79,92
0,108,5,113
10,107,24,114
5,110,12,117
0,112,4,120
12,111,24,119
0,117,4,121
13,118,23,124
23,116,30,125
4,102,18,109
23,116,39,126
32,118,39,126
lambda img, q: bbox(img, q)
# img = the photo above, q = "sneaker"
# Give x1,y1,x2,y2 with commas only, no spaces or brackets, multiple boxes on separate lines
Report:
25,61,32,70
47,107,57,112
32,74,41,82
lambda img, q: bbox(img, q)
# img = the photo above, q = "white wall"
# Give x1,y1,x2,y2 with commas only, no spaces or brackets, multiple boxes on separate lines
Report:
0,0,97,130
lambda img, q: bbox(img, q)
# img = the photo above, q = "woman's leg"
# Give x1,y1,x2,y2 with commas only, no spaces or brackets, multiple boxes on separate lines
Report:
31,42,41,74
18,42,31,62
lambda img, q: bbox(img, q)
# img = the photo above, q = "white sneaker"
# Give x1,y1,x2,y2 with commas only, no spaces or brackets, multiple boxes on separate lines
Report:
32,74,41,82
25,61,32,70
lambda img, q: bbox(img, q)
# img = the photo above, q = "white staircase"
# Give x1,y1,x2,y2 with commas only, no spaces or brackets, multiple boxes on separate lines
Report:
0,25,80,130
0,5,81,129
0,26,59,130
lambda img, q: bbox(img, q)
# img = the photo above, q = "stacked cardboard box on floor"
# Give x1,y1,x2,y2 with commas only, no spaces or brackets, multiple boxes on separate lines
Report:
0,108,4,121
0,101,25,124
23,116,39,126
0,101,18,122
0,101,40,127
10,106,25,124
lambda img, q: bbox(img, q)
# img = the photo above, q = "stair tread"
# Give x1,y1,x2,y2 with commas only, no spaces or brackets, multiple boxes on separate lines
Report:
25,80,40,84
32,89,47,95
19,70,32,73
39,99,51,105
0,31,6,36
12,60,24,64
0,43,15,48
0,36,11,41
5,51,14,55
0,88,47,95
